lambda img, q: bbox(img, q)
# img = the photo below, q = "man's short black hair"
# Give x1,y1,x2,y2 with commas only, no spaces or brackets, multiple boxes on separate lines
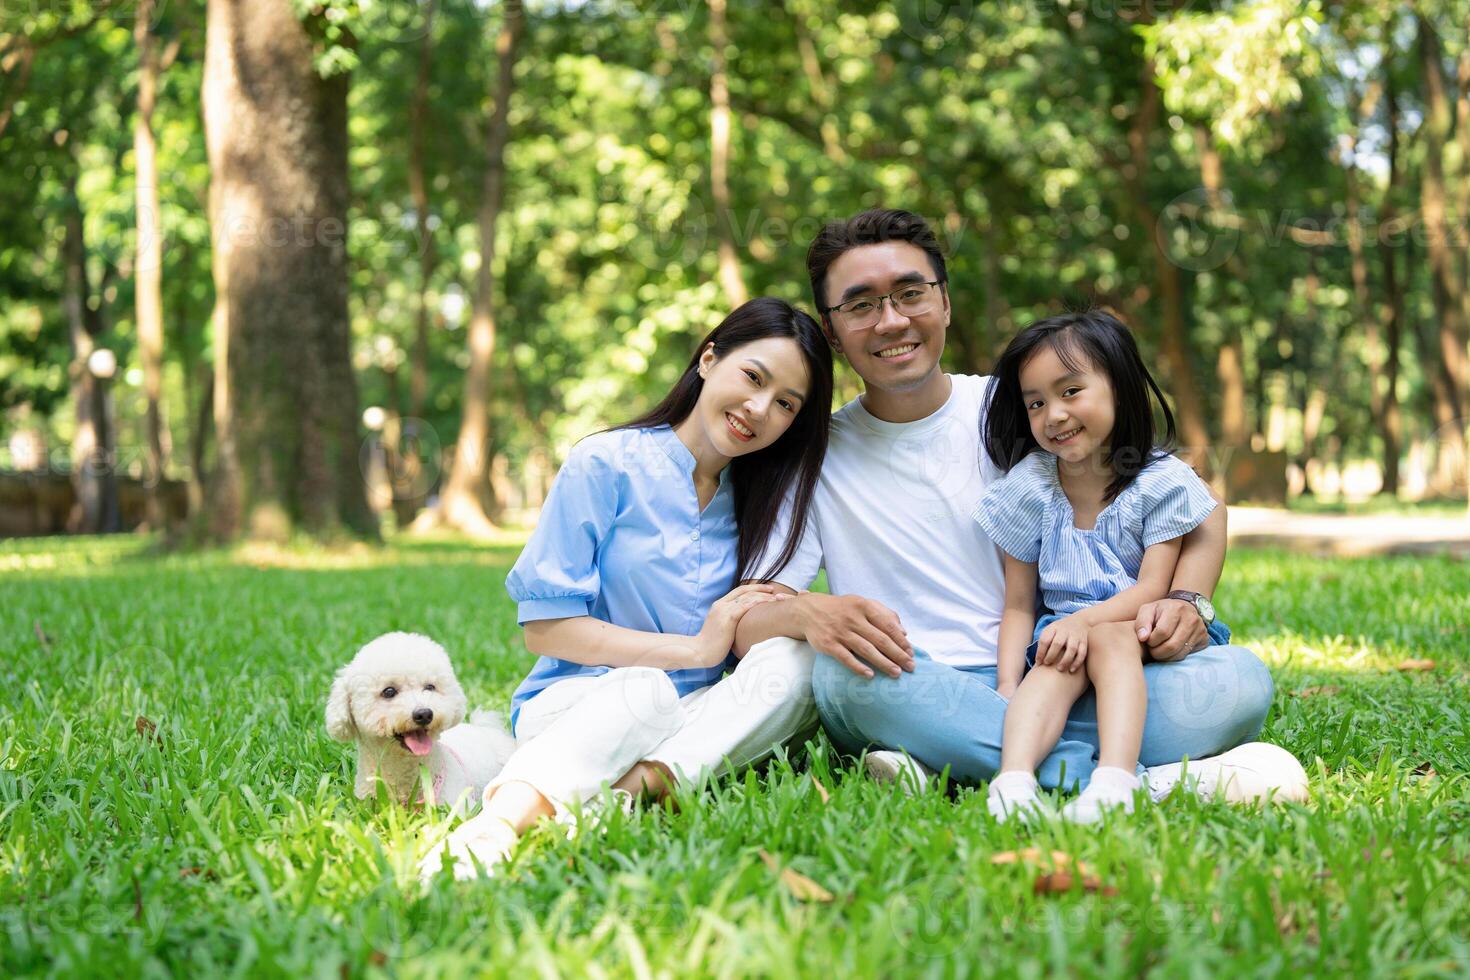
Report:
805,208,948,313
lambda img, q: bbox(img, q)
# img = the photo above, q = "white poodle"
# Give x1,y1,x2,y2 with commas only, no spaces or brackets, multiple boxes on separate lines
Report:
326,631,516,816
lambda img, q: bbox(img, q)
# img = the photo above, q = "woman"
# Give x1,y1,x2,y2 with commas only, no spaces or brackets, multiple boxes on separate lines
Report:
423,297,833,879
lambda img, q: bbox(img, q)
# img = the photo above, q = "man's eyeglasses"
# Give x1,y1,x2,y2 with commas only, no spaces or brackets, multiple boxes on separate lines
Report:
823,281,944,330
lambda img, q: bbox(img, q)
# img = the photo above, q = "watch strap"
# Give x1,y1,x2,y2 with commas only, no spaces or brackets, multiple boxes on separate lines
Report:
1166,590,1213,625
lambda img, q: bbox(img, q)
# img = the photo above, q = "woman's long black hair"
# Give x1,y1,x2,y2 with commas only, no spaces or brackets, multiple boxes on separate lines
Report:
984,308,1178,502
617,297,833,582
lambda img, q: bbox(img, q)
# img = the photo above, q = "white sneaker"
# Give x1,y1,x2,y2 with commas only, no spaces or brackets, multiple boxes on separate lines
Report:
987,770,1049,823
418,813,519,884
864,750,936,795
1062,766,1142,824
1145,742,1310,804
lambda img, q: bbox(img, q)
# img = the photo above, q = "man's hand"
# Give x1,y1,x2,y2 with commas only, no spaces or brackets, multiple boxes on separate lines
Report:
797,592,914,678
1036,614,1090,673
1134,598,1209,662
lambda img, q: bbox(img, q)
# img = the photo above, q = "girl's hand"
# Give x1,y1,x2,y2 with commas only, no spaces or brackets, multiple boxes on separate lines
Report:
694,583,789,668
996,678,1019,700
1037,615,1090,673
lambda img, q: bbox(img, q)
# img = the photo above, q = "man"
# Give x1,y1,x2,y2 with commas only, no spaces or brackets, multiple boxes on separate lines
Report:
736,208,1307,806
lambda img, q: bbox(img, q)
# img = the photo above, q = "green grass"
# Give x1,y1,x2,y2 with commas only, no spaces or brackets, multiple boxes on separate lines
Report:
3,536,1469,977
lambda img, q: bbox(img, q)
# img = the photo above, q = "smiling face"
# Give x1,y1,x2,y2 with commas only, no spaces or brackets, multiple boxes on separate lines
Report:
1019,343,1116,467
820,240,950,397
687,336,812,460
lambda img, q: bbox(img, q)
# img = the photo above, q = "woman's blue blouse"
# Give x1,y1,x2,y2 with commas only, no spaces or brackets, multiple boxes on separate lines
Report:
506,425,738,727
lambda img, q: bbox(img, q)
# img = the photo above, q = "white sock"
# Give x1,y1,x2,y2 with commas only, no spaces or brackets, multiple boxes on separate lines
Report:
1063,766,1142,823
987,770,1044,821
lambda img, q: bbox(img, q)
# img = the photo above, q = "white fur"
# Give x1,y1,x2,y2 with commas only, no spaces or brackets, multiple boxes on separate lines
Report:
325,631,516,816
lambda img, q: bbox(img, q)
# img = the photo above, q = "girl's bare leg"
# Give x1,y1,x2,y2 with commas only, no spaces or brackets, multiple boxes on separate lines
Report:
1084,622,1148,772
999,663,1092,774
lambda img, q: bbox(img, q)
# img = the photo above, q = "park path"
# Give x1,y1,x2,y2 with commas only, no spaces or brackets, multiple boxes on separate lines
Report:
1228,506,1470,558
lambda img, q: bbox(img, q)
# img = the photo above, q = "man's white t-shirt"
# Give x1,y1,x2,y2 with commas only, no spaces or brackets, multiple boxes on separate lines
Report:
764,373,1007,668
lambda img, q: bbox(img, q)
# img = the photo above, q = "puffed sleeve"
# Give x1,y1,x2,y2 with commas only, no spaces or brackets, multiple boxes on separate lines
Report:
505,433,622,624
748,485,823,592
1137,454,1218,547
972,452,1051,563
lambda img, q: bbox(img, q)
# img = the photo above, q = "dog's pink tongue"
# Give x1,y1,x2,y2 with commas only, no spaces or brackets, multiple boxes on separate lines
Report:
403,730,433,756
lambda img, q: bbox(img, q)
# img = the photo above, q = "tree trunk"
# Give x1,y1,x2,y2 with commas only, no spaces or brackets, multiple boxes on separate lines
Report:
1417,17,1469,491
1126,44,1211,463
187,366,214,520
202,0,376,541
134,0,169,530
1374,67,1405,495
63,169,120,535
981,208,1012,366
708,0,747,306
428,0,525,538
789,0,845,165
408,0,438,425
1193,124,1249,468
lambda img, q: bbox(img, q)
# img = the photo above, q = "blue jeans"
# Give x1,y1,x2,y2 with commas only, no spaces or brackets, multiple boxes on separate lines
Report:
813,643,1273,792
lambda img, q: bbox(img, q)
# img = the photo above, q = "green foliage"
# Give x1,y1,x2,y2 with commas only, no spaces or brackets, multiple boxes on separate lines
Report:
2,537,1468,974
1,0,1466,500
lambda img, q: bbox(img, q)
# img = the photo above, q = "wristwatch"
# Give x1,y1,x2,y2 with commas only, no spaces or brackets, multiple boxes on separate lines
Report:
1166,590,1216,627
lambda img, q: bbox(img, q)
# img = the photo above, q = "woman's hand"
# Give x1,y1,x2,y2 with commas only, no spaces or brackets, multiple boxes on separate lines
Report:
694,583,789,668
1036,614,1090,673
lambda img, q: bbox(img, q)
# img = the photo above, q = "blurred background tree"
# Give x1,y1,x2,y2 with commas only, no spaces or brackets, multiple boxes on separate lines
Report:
1,0,1466,541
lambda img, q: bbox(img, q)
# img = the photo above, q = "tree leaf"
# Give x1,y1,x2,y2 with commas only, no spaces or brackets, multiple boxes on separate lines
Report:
758,850,834,903
1289,685,1340,698
1395,659,1436,672
1033,870,1118,897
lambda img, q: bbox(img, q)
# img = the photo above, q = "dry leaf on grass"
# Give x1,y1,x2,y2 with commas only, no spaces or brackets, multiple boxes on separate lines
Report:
178,867,218,881
1288,685,1341,698
1395,659,1436,672
758,849,835,903
1412,762,1438,778
33,621,52,650
1033,870,1118,897
810,773,830,805
990,848,1095,877
135,716,159,742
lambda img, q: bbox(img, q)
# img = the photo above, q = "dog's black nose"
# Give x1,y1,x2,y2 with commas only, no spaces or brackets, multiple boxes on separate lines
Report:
412,707,433,726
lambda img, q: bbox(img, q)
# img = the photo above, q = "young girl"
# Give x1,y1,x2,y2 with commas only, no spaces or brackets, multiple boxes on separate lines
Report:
422,297,833,879
973,309,1230,824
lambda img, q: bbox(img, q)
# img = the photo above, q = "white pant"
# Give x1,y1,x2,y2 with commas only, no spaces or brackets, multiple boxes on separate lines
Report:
487,637,818,818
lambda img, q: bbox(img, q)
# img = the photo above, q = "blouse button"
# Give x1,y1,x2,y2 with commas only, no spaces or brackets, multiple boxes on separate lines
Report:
690,529,700,541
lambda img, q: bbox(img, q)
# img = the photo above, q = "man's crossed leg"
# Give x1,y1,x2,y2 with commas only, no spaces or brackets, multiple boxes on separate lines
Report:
812,643,1296,798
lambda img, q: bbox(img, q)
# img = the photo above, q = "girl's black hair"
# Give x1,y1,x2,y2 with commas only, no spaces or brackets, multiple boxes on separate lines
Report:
984,308,1178,502
617,297,833,581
